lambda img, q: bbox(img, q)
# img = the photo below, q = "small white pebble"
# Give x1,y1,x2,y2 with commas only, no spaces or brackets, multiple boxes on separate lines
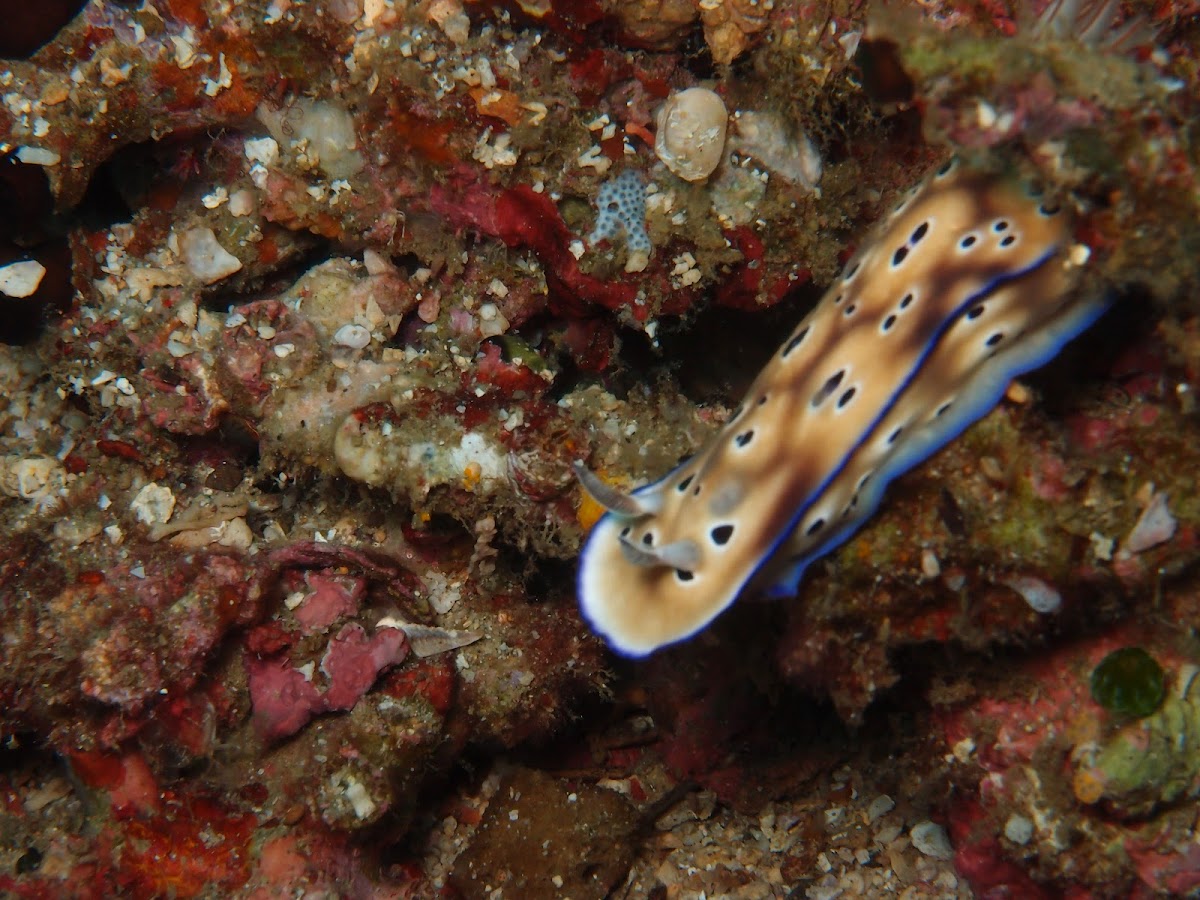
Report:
1004,813,1034,846
333,323,372,349
952,737,976,762
1123,490,1176,554
201,187,229,209
0,259,46,298
1001,574,1062,614
273,343,296,358
129,482,176,526
14,146,59,166
244,136,279,166
910,821,954,860
343,776,377,820
867,794,895,822
179,227,242,284
921,548,941,578
228,189,255,217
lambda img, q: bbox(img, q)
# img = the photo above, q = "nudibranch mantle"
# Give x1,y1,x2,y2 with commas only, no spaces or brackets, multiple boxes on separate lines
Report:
576,158,1107,657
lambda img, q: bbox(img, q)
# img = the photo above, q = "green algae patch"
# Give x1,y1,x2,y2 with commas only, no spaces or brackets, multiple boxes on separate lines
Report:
1091,647,1166,719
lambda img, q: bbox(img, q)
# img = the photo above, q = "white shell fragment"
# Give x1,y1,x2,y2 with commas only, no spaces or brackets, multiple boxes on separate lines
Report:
376,618,482,658
333,323,372,349
732,110,822,191
910,821,955,860
655,87,728,182
0,260,47,298
1122,490,1176,554
1001,574,1062,614
179,227,243,284
14,146,60,166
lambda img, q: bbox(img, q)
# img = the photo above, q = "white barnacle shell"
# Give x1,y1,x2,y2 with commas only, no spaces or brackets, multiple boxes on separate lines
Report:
655,87,728,182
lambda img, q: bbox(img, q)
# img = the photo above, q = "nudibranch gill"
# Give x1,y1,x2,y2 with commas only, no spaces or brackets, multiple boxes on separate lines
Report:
575,158,1108,657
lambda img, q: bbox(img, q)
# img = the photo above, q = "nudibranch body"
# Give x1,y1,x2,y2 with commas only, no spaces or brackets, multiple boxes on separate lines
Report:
576,158,1108,657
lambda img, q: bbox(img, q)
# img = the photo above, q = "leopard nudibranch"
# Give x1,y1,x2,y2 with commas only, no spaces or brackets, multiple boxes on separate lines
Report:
575,158,1109,657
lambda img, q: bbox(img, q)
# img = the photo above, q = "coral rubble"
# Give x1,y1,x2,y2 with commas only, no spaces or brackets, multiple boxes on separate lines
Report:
1,0,1199,896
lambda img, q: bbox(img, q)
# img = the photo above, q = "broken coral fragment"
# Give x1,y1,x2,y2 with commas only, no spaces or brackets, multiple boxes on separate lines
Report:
699,0,771,65
256,97,365,179
179,227,243,284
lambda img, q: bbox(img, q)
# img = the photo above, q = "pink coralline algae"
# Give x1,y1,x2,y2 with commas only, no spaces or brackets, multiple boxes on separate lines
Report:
291,571,367,632
245,624,409,742
939,625,1200,897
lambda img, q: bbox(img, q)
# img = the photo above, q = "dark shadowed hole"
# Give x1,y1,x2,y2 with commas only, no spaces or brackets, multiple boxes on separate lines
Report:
0,0,88,57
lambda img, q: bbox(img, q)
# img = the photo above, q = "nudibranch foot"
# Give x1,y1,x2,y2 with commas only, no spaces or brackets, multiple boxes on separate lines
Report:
577,158,1101,657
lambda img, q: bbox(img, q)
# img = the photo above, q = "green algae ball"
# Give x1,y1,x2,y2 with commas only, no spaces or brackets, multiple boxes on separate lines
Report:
1090,647,1166,718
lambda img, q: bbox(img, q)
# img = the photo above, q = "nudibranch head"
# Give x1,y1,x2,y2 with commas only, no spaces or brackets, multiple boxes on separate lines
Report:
577,158,1104,656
